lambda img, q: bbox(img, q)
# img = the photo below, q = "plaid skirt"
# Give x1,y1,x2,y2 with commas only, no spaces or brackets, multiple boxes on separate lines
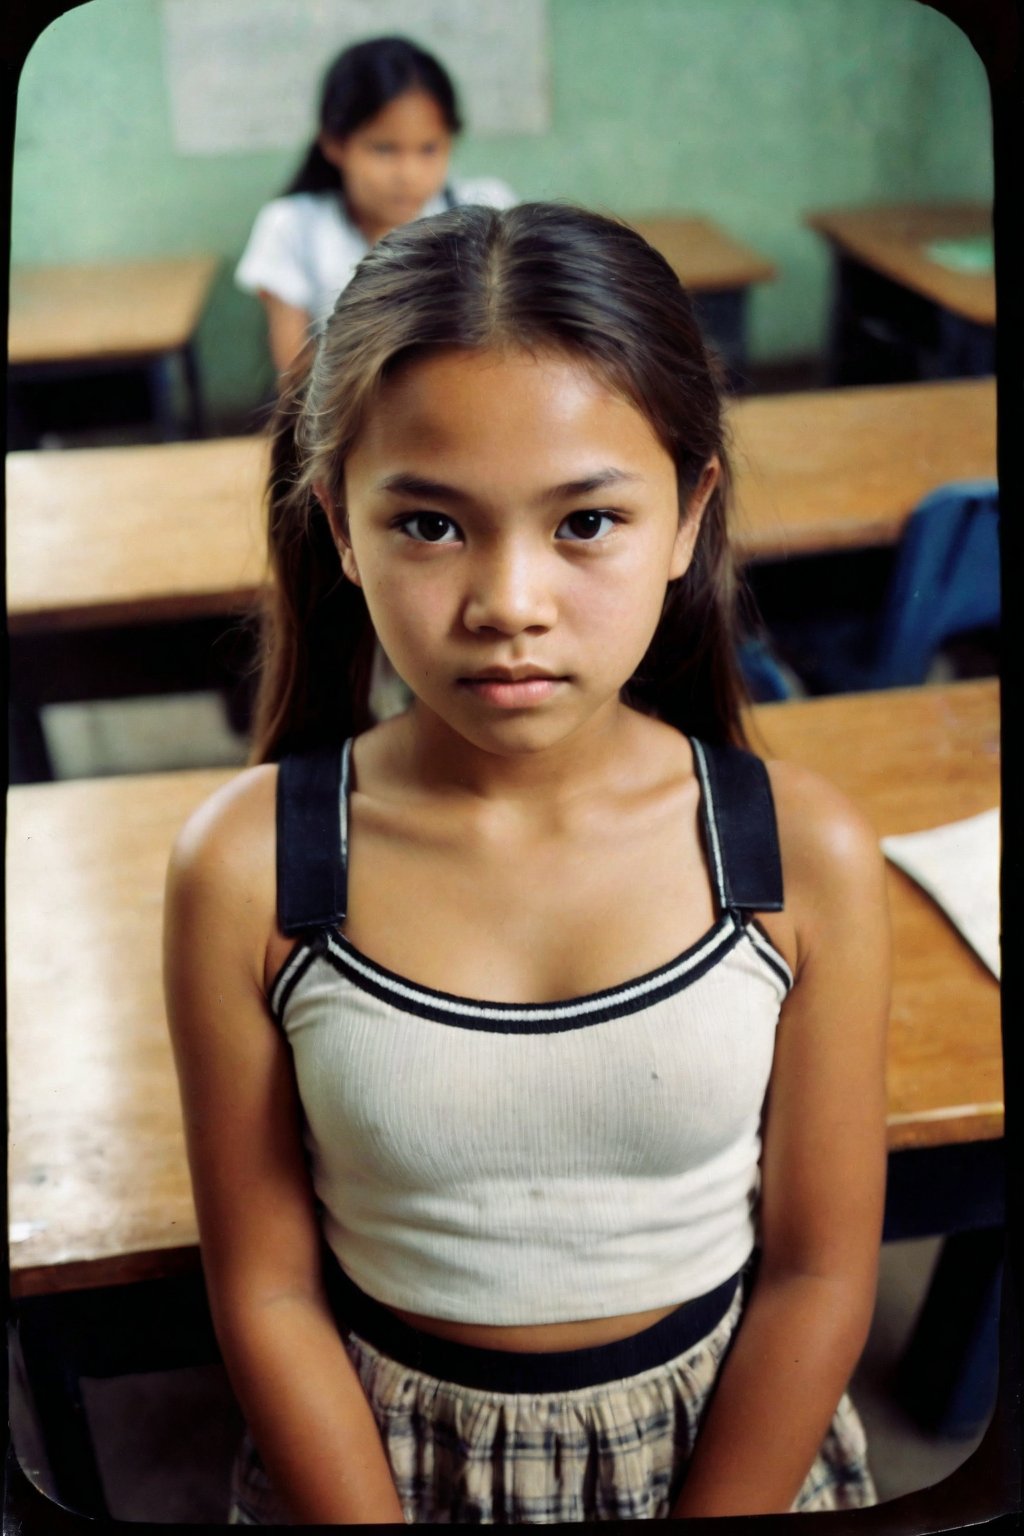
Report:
228,1271,875,1524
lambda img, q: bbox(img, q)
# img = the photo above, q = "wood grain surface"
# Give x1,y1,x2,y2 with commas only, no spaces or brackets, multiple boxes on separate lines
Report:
806,202,995,327
628,216,776,291
8,256,219,365
6,682,999,1296
6,379,995,633
729,376,996,559
753,680,1001,1153
6,435,269,632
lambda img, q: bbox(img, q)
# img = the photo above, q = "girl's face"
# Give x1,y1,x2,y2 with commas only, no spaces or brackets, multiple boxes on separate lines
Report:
320,90,453,239
333,347,716,759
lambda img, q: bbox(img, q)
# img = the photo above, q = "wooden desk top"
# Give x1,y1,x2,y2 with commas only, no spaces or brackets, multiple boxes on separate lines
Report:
6,681,1000,1296
627,216,776,292
753,681,1001,1155
730,377,997,560
6,436,269,632
8,255,219,366
806,202,995,328
5,378,996,634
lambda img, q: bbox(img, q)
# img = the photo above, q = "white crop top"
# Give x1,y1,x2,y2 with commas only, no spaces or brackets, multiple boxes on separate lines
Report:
272,738,793,1326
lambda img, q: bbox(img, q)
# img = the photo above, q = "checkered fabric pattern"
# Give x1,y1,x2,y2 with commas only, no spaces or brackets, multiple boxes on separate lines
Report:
228,1287,875,1524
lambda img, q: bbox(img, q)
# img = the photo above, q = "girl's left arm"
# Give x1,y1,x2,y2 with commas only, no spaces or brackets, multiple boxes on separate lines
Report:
671,760,890,1518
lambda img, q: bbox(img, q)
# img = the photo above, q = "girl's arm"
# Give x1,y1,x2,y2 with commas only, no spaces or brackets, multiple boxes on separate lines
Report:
163,774,405,1525
671,761,890,1518
259,290,314,380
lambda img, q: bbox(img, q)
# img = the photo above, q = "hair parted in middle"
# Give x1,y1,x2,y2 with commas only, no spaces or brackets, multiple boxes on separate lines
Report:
252,201,753,763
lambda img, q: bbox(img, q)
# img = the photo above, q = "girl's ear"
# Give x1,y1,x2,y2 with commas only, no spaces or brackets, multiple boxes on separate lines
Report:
669,455,720,581
314,480,362,588
318,132,348,173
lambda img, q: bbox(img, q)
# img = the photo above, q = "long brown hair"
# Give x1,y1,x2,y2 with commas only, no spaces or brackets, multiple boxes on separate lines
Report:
251,202,752,762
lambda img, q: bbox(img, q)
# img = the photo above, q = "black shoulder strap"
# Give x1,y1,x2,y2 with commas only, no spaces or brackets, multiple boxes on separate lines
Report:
276,740,351,935
690,738,784,914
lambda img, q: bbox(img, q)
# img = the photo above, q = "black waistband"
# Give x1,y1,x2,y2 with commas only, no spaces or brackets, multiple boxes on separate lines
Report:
322,1255,741,1394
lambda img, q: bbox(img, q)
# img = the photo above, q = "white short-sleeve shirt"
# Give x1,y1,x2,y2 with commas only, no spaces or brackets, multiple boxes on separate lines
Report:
235,177,517,332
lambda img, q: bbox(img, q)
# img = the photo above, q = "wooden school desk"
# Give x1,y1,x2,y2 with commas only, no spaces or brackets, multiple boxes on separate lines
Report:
728,375,997,561
6,435,268,781
6,436,268,635
627,216,776,371
6,380,995,779
7,255,218,442
7,681,1001,1511
806,202,995,384
5,377,995,634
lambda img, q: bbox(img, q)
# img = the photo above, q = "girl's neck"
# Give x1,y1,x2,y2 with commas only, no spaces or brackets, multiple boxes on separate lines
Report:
338,187,399,249
385,698,658,808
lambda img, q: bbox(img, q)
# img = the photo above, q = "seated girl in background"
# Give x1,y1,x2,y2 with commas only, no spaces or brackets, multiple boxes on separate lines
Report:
235,35,515,378
167,203,889,1525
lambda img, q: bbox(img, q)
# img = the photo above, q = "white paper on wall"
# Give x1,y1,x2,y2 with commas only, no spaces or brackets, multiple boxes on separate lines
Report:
160,0,550,153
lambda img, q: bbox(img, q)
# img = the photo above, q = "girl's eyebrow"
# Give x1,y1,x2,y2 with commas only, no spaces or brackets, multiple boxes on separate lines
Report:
375,468,643,504
377,472,472,504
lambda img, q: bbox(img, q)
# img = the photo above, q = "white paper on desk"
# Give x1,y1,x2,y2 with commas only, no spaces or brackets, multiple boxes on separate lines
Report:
881,809,1000,978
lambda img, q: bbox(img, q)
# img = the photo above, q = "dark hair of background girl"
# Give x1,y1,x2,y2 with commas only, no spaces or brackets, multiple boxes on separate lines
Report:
285,35,463,196
252,202,755,762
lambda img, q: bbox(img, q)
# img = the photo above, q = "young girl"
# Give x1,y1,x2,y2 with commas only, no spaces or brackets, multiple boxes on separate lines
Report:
235,35,516,379
166,203,890,1525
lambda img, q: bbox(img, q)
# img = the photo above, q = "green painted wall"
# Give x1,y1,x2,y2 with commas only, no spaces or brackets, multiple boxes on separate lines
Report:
11,0,992,426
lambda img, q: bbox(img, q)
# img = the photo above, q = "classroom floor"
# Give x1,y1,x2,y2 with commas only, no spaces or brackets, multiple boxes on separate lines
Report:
9,690,994,1521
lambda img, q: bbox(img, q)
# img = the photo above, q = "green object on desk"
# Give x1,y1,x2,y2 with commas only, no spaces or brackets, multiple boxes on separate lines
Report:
924,235,994,274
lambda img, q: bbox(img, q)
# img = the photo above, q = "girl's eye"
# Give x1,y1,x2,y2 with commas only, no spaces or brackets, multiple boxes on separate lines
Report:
399,513,460,544
556,511,619,542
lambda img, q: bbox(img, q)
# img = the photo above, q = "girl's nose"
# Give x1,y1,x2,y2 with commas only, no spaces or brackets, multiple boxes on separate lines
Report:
462,548,557,637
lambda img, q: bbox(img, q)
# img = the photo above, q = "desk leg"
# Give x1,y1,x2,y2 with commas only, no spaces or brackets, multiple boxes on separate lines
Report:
181,341,207,438
147,348,205,440
3,1442,91,1534
895,1228,1003,1439
13,1312,109,1518
12,1272,222,1520
882,1142,1005,1441
147,355,180,442
692,289,748,382
8,695,54,784
933,310,996,379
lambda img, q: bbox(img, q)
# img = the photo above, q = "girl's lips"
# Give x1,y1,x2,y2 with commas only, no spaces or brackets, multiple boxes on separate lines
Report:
458,676,564,708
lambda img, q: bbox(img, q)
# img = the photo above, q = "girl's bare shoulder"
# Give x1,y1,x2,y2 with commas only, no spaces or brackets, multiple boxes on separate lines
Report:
762,756,887,932
166,764,279,927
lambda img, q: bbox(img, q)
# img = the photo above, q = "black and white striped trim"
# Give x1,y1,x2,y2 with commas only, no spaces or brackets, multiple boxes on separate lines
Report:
746,920,794,992
690,738,729,911
269,914,784,1031
270,938,322,1019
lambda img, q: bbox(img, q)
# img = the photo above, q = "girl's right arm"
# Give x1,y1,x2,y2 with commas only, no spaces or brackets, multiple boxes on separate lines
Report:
163,772,405,1525
259,291,314,380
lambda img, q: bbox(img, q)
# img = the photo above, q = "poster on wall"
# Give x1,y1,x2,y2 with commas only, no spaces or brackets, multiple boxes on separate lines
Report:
160,0,551,152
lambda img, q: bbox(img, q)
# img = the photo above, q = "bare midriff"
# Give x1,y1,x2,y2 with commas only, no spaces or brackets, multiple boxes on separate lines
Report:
387,1299,685,1353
